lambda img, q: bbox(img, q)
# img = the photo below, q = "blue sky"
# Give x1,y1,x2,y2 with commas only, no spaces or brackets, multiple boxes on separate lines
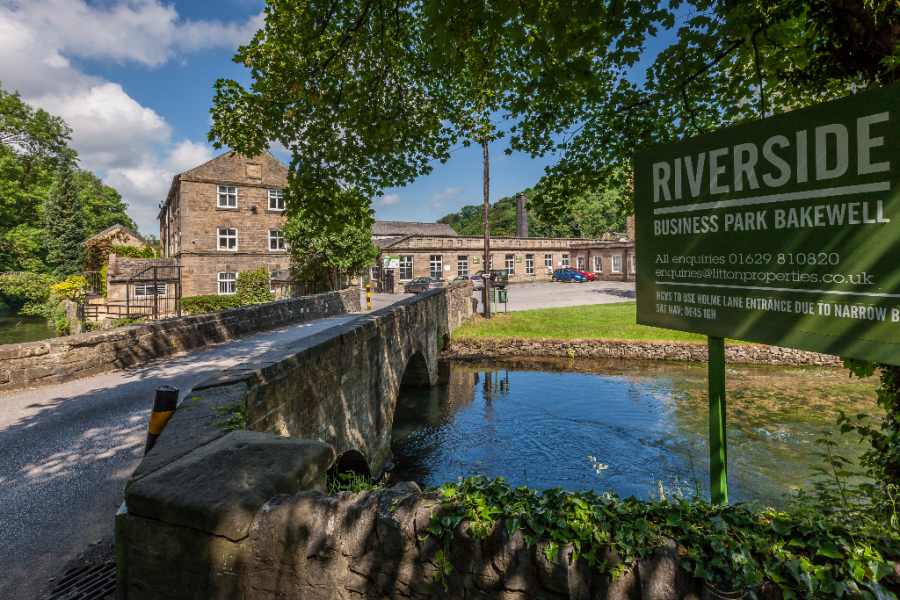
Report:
0,0,675,235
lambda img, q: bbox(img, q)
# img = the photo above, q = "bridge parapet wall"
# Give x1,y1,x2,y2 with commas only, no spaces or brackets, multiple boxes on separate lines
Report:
0,289,360,393
122,283,476,599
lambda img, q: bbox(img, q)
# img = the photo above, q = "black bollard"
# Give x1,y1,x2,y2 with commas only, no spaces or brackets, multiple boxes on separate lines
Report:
144,385,179,456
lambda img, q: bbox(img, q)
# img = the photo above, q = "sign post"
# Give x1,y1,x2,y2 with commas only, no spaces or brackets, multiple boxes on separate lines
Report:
634,84,900,503
708,336,728,504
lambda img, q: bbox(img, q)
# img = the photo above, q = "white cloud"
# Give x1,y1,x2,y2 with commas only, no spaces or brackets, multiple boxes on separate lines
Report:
425,187,464,210
1,0,263,68
0,0,262,234
377,193,403,207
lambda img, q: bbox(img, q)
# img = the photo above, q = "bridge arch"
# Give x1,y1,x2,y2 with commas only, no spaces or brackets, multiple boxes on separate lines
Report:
221,284,474,478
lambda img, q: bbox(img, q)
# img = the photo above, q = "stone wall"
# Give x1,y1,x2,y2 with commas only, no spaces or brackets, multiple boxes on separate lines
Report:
127,476,763,600
0,289,360,393
446,337,842,367
122,283,477,599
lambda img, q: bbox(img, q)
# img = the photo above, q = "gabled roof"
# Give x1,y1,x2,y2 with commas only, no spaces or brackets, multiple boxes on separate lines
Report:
158,149,289,221
86,223,145,243
372,221,458,237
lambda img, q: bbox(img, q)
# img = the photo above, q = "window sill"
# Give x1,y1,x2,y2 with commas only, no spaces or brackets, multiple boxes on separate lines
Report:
216,206,239,211
268,249,286,252
266,209,285,214
217,248,239,252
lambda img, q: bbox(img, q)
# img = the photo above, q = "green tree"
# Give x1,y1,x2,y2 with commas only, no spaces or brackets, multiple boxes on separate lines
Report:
283,190,379,290
43,161,86,277
208,0,453,232
76,170,138,236
0,82,139,272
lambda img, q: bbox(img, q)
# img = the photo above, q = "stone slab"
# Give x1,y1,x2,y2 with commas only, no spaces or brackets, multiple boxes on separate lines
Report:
126,430,334,541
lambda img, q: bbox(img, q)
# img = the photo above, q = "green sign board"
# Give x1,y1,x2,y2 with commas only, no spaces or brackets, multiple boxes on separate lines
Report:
635,84,900,364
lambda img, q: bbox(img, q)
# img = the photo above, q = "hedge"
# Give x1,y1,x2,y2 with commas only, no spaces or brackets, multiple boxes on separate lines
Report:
180,294,243,314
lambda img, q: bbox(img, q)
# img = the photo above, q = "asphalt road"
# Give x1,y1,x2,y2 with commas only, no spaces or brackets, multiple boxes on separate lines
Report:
370,280,636,313
0,314,357,600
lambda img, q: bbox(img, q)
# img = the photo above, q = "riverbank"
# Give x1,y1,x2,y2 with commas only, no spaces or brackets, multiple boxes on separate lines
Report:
454,302,721,341
449,304,841,366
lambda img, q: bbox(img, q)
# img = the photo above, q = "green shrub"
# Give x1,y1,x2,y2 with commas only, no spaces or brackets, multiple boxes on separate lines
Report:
237,266,274,305
112,316,143,328
180,294,243,315
80,321,102,332
0,272,57,313
50,275,87,302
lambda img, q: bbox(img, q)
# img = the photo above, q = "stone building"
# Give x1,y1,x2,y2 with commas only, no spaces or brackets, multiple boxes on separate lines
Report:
157,150,290,297
86,223,148,249
374,212,636,292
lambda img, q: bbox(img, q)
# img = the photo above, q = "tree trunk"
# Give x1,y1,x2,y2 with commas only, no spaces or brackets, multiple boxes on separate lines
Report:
483,137,491,319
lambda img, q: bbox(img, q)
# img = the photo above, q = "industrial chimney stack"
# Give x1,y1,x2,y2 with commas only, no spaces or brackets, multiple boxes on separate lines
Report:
515,193,528,238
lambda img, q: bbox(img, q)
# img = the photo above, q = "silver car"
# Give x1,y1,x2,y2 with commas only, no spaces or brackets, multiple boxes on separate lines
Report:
404,277,445,293
452,275,484,290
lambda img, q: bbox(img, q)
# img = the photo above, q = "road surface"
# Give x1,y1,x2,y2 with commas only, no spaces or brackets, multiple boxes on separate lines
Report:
0,314,358,600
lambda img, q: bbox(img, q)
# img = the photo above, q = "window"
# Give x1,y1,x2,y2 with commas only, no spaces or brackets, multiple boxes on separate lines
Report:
133,284,166,297
577,256,585,269
399,256,413,280
218,272,237,295
544,254,553,268
525,254,534,275
430,255,443,278
269,272,277,293
505,254,515,275
268,229,285,251
562,254,570,267
268,189,284,210
593,255,603,273
612,255,622,273
489,255,493,269
457,255,468,276
631,254,636,273
218,227,237,251
217,185,237,208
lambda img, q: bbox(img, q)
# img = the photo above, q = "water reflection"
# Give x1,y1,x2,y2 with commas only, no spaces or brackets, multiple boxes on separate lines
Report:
0,306,56,345
387,358,879,506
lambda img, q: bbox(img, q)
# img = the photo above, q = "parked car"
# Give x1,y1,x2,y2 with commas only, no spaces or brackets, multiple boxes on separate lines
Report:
404,277,445,293
551,268,587,282
574,269,597,281
472,269,509,289
452,275,484,290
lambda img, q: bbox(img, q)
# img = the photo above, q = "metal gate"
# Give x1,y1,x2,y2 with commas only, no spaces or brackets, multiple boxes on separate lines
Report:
124,265,182,320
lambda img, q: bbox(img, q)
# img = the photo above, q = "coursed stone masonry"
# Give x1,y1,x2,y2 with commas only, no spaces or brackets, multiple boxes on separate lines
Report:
122,284,477,599
445,337,842,366
0,289,359,393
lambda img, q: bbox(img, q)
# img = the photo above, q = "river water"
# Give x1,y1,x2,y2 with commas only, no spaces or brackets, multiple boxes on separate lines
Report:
388,358,880,506
0,306,56,345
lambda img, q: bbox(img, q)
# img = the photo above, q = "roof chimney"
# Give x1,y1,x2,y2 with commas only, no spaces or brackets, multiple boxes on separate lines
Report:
515,193,528,238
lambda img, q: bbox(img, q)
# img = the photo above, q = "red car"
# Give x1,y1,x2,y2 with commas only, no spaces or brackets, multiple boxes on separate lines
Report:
574,269,597,281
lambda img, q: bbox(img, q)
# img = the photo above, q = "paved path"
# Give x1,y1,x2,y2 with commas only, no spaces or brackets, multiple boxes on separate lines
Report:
0,314,357,600
371,280,635,313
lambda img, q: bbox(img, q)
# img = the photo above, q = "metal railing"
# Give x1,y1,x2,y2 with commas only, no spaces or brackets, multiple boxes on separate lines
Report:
82,271,103,295
122,265,182,321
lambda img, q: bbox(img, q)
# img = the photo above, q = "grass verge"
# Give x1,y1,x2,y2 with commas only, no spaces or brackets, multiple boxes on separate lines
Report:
452,302,740,342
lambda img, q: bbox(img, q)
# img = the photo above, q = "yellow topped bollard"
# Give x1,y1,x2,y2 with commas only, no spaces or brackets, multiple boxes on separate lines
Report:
144,385,179,456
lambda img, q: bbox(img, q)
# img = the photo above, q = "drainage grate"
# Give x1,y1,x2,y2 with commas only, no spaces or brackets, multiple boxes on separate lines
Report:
45,562,116,600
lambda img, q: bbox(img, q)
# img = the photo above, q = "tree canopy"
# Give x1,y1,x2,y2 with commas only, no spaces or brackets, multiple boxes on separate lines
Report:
439,184,628,238
209,1,898,223
0,82,139,273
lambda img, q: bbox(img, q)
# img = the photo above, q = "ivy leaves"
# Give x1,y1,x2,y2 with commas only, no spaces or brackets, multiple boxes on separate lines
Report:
424,474,900,599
